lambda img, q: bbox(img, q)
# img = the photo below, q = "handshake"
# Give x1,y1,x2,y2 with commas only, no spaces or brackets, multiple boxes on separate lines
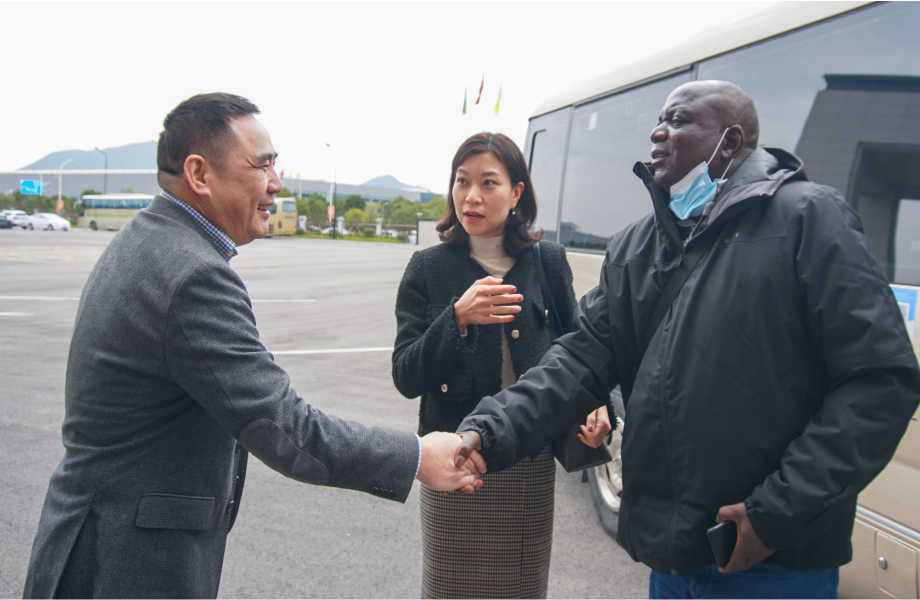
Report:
415,431,486,493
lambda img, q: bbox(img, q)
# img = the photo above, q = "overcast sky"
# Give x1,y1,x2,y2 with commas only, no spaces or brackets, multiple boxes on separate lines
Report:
3,1,777,192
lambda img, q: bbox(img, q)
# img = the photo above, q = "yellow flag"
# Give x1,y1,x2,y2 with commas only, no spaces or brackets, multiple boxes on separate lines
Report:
494,86,502,116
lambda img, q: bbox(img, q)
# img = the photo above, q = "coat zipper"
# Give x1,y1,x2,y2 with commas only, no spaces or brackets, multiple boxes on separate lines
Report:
657,306,682,576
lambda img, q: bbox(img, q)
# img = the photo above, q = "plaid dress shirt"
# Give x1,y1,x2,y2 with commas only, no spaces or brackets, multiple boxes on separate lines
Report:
160,191,237,262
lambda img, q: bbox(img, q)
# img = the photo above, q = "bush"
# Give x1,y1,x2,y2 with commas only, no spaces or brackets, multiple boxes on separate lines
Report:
295,227,305,235
396,232,409,243
363,228,375,238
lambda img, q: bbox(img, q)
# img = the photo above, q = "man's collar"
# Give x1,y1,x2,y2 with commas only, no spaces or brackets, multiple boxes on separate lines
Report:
160,191,238,262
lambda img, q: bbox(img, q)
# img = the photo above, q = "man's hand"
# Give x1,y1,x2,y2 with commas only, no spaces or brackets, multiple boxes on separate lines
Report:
716,502,774,574
455,430,483,468
416,432,485,492
577,406,612,448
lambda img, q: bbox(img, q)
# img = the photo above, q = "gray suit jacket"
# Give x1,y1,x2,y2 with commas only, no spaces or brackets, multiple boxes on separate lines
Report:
23,196,419,599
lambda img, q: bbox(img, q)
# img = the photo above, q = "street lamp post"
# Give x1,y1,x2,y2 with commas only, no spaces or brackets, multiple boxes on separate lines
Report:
57,158,73,214
325,143,337,239
94,147,108,194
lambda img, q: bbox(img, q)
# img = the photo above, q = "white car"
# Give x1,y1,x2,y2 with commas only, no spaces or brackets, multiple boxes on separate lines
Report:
6,210,31,229
27,213,71,231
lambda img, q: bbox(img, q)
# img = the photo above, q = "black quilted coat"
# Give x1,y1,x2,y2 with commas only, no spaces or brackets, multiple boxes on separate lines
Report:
460,148,920,575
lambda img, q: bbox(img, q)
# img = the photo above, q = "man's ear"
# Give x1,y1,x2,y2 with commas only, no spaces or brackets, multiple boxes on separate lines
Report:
184,154,211,199
722,125,746,160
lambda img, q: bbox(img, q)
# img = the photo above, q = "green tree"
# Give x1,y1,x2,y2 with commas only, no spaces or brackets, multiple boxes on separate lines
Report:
344,207,364,230
297,194,328,226
421,196,447,219
343,194,365,212
385,196,421,224
276,187,294,198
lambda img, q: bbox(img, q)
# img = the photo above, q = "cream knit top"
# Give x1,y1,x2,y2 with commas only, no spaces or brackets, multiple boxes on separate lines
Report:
468,234,518,390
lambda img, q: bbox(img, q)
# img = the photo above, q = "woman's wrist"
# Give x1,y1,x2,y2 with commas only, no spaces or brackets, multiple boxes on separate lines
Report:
454,302,468,334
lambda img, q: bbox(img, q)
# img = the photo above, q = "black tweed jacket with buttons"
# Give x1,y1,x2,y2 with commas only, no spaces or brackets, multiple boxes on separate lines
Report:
393,239,576,436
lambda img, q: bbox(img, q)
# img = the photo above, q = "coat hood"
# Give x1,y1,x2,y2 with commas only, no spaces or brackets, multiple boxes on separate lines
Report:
633,147,807,246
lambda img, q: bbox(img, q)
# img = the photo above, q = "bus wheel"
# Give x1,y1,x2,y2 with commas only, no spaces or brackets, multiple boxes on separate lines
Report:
588,416,624,540
90,221,98,231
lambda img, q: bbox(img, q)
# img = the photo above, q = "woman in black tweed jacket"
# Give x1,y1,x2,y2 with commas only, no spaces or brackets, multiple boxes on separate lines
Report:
392,133,610,599
393,232,576,436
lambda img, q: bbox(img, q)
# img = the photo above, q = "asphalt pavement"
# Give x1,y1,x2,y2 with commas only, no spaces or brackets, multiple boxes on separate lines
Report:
0,228,649,598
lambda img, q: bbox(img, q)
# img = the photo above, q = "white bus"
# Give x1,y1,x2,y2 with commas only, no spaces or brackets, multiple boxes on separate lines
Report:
523,3,920,596
77,193,155,231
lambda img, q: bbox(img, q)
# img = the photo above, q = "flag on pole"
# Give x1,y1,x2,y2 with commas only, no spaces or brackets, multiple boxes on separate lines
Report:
475,75,484,105
56,199,63,214
494,86,502,116
462,87,467,115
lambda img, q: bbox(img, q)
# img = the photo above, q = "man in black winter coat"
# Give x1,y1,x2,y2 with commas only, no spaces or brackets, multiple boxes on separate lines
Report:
456,81,920,598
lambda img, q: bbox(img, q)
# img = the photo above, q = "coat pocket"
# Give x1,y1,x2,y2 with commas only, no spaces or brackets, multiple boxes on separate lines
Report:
135,493,215,530
432,369,472,401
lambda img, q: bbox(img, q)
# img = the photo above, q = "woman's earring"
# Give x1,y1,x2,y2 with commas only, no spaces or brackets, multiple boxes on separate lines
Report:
511,208,516,216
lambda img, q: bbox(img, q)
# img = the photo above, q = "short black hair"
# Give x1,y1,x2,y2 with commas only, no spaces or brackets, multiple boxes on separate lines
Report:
156,93,260,183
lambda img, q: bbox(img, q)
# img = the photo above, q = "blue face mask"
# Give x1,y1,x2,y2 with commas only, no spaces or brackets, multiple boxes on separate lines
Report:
667,128,734,220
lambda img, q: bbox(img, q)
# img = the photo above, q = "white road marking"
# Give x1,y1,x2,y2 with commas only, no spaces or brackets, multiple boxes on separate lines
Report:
0,296,80,301
0,312,33,316
0,296,315,303
272,347,393,356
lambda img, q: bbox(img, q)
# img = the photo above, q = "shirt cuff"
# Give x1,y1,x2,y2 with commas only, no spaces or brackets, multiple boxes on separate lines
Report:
415,434,422,479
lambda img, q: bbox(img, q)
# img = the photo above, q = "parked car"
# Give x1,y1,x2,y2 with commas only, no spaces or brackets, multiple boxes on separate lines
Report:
28,213,71,231
8,211,31,229
0,214,12,229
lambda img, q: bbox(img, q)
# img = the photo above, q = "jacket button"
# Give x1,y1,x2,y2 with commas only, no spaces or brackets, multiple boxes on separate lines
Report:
511,330,520,339
441,383,448,393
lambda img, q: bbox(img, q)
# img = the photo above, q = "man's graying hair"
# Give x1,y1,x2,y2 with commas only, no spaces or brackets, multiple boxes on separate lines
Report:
156,93,260,185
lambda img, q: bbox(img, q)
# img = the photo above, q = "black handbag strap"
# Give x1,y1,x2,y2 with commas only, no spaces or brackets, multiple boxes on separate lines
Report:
638,227,723,357
533,242,567,338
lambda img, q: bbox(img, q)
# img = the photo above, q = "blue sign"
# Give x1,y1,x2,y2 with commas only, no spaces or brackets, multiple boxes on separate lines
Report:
20,180,41,195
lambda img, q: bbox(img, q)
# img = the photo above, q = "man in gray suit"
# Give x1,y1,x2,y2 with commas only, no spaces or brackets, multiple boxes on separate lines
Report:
23,93,483,599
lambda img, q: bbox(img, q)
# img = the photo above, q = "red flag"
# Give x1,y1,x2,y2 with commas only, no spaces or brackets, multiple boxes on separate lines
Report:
475,75,484,105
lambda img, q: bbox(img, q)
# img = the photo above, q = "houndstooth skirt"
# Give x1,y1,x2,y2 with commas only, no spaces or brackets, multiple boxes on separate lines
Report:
419,445,556,599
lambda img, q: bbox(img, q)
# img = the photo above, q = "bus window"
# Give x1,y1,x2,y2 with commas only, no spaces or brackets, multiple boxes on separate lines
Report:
895,199,920,286
697,4,920,191
282,200,296,213
526,109,569,242
559,72,692,250
696,2,920,281
268,203,277,214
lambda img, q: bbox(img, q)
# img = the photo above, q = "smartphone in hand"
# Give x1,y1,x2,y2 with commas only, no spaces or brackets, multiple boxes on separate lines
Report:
707,520,738,568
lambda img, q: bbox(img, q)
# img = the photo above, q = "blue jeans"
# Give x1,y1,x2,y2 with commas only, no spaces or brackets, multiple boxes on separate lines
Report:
649,563,839,599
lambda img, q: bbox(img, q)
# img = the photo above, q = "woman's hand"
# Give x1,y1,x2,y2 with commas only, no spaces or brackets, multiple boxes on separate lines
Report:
453,276,522,334
577,406,612,448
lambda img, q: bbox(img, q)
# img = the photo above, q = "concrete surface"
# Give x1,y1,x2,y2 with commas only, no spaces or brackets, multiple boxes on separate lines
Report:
0,228,649,598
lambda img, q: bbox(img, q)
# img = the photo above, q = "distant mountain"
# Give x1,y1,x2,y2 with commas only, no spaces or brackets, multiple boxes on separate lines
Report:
361,174,430,192
21,141,157,170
